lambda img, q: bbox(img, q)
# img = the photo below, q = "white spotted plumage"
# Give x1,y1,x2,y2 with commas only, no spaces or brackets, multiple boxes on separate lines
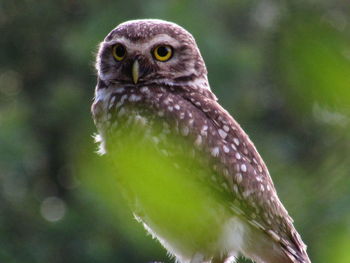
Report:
92,19,311,263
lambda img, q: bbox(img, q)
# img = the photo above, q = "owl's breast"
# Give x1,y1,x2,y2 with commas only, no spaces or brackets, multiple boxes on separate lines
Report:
96,84,238,200
103,85,213,148
93,85,245,260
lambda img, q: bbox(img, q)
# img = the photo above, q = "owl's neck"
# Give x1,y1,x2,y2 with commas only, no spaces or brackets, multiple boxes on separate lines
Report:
95,74,215,103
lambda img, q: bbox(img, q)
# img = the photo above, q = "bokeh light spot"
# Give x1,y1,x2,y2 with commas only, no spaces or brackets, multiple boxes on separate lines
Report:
40,196,66,222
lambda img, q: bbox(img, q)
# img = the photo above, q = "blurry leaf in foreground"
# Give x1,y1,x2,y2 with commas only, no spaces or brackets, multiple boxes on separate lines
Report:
80,118,232,253
316,217,350,263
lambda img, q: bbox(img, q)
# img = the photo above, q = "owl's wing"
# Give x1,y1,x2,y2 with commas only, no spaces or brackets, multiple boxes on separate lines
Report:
177,88,309,263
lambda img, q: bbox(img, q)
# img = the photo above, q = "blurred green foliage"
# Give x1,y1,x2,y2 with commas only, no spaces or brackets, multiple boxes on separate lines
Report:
84,128,235,256
0,1,350,262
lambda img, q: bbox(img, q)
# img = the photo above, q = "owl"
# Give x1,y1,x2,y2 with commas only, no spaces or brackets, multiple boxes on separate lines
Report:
91,19,311,263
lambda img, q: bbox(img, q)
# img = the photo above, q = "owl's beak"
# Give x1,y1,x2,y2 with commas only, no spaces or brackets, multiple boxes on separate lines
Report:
132,60,139,84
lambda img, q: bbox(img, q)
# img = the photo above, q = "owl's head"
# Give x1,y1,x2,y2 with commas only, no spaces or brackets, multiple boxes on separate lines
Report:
96,19,208,88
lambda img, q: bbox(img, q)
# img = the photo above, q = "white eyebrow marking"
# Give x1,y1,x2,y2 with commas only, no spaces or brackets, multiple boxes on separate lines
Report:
104,34,180,56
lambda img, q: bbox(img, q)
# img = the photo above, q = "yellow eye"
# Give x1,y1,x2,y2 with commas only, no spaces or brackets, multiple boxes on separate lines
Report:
112,44,126,61
153,45,173,62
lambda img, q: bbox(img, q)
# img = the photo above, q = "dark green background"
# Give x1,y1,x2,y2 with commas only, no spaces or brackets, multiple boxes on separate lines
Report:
1,1,349,262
